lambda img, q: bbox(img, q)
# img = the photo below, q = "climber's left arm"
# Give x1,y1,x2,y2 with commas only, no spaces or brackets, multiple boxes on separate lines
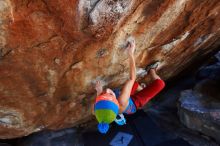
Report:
95,80,103,96
91,81,104,115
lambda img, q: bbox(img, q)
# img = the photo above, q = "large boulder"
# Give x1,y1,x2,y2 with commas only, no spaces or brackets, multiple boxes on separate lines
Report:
0,0,220,138
178,55,220,143
178,88,220,143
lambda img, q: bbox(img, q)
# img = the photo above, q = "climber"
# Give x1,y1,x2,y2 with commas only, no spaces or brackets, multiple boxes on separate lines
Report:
93,37,165,134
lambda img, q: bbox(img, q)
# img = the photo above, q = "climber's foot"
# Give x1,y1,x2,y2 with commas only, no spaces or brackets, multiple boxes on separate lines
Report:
145,61,160,73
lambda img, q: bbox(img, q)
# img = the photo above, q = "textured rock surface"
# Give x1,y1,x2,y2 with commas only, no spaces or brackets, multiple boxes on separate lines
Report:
0,0,220,138
178,88,220,143
178,54,220,143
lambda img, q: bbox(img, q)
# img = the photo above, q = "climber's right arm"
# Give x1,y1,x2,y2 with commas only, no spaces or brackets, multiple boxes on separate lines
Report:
127,39,136,82
118,40,136,110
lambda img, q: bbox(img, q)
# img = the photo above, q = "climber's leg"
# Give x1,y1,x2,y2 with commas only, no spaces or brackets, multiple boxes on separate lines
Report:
131,78,165,108
130,81,140,95
149,68,161,80
131,68,165,108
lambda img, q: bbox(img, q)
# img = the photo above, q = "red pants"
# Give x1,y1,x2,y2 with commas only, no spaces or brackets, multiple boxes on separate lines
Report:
130,79,165,108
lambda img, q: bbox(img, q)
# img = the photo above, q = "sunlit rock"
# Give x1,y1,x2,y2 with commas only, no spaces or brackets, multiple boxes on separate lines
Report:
0,0,220,138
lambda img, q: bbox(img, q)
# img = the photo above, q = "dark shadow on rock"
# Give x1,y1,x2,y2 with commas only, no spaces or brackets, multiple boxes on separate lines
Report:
17,128,83,146
144,51,220,146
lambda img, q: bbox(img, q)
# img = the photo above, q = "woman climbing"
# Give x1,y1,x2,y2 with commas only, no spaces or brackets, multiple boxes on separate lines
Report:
93,37,165,134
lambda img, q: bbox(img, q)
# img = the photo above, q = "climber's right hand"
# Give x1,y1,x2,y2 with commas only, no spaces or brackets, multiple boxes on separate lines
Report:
127,39,135,56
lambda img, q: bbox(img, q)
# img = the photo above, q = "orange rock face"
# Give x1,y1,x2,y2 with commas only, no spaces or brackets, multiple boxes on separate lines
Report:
0,0,220,138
